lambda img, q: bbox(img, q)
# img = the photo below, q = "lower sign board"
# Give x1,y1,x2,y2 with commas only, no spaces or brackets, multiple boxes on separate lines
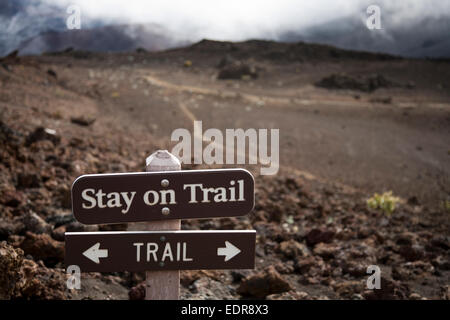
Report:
71,169,254,224
65,230,256,272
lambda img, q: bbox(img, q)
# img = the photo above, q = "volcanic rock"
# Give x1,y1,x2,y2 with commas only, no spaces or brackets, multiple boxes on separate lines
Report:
51,225,66,242
315,73,395,92
0,218,24,240
25,127,60,146
333,281,365,298
17,172,41,188
129,282,146,300
0,241,66,299
217,61,258,80
294,256,316,274
71,116,96,126
45,212,76,228
277,239,310,259
186,277,235,299
0,189,24,207
20,232,64,266
363,277,410,300
237,266,292,299
398,245,425,262
313,243,338,260
306,228,335,246
0,241,23,299
20,211,52,235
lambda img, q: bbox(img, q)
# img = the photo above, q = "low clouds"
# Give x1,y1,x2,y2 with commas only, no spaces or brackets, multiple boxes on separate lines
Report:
42,0,449,41
2,0,450,57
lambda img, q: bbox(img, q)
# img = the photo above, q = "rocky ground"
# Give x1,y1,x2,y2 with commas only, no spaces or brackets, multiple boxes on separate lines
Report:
0,40,449,299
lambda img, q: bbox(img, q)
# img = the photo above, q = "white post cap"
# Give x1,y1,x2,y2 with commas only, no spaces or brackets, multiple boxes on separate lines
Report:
145,150,181,172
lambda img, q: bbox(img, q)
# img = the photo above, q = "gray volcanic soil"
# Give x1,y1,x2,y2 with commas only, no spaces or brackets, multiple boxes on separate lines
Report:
0,40,449,300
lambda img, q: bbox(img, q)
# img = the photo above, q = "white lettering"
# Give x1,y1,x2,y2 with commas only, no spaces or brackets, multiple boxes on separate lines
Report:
81,188,96,209
134,243,144,262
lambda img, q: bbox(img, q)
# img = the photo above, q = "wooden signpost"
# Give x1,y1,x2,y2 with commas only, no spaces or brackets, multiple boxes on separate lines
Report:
65,150,256,300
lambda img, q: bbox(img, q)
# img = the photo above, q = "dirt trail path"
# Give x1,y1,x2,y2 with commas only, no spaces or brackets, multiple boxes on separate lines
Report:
133,71,450,205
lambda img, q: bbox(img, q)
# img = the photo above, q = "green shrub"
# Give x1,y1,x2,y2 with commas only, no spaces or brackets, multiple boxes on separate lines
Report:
367,191,400,216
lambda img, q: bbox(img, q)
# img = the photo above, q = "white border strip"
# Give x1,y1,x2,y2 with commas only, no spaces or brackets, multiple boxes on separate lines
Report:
66,230,256,236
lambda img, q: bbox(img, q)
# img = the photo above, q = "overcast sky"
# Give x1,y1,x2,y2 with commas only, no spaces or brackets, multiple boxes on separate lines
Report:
44,0,450,41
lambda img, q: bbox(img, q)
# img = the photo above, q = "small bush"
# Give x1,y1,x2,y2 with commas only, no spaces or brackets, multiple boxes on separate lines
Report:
367,191,400,216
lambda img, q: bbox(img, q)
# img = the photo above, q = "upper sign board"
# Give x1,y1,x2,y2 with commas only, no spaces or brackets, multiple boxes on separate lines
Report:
71,169,254,224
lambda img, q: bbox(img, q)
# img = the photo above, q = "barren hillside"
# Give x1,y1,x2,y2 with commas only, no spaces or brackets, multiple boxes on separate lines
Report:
0,40,449,299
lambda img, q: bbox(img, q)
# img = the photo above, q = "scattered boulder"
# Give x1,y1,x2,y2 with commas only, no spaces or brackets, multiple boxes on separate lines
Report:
19,232,65,266
0,120,22,146
181,270,224,287
333,281,365,299
20,211,52,235
25,127,60,146
47,69,57,78
294,256,316,274
341,261,367,277
428,236,449,251
17,172,41,188
128,282,146,300
16,258,67,299
45,212,75,228
0,218,24,240
230,270,253,283
0,189,24,207
395,232,418,246
273,261,295,274
217,55,236,68
431,256,450,271
363,277,410,300
71,116,96,126
313,243,338,260
51,225,66,242
398,245,425,262
315,73,395,92
186,277,235,300
277,239,310,259
0,241,66,299
306,228,335,247
237,266,292,299
0,241,23,299
217,61,258,80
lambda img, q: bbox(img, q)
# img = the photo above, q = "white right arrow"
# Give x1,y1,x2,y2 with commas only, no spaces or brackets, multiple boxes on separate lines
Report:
83,242,108,264
217,241,241,262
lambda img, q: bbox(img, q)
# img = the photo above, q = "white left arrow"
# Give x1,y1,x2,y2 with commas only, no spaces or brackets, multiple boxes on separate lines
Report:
83,242,108,264
217,241,241,262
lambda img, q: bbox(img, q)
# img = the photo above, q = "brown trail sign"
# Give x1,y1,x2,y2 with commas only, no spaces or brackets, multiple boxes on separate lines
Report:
65,230,256,272
66,150,257,300
71,169,255,224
